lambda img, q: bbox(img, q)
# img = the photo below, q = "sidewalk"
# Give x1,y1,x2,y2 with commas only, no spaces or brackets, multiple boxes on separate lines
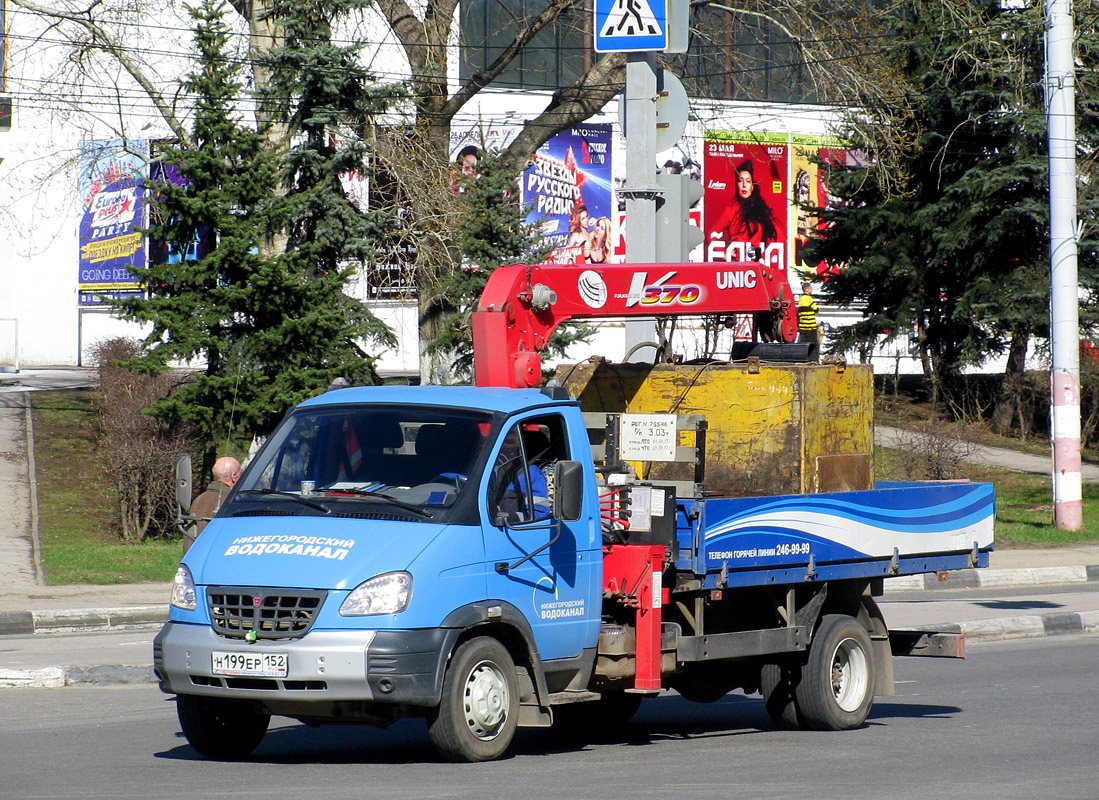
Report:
2,546,1098,689
875,425,1099,482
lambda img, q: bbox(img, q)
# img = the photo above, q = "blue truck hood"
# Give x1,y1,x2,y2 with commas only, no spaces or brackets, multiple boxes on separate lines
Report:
184,516,445,590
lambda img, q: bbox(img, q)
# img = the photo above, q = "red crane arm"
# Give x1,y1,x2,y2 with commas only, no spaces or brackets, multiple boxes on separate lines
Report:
472,262,797,388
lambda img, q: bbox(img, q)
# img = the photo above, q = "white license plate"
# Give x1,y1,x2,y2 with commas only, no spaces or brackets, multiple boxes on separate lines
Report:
211,651,289,678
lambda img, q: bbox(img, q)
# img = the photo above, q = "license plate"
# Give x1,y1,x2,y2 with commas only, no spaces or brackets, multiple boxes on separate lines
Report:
211,651,289,678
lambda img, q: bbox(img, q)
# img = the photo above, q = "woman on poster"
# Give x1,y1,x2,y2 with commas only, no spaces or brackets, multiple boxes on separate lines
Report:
586,216,611,264
566,202,592,250
710,159,779,257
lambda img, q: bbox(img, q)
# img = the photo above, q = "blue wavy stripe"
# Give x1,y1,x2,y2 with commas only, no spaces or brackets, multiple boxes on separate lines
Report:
703,526,870,561
701,485,994,538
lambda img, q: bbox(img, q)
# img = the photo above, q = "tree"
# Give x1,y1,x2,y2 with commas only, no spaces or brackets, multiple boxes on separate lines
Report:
115,0,392,473
426,150,590,381
812,0,1099,414
9,0,958,382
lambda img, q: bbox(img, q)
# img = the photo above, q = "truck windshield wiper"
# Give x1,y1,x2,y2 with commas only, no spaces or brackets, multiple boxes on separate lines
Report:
321,487,434,519
237,488,332,514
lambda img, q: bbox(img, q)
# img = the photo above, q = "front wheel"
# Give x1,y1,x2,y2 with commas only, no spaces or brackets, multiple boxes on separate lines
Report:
795,614,875,730
428,637,518,762
176,694,270,759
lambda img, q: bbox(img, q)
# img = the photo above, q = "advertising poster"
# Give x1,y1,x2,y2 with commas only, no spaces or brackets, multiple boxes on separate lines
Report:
448,121,521,195
703,130,789,272
522,124,614,266
78,140,148,306
790,135,847,279
147,157,208,267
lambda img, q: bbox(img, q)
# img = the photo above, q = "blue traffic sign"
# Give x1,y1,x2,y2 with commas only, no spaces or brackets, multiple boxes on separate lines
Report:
594,0,667,53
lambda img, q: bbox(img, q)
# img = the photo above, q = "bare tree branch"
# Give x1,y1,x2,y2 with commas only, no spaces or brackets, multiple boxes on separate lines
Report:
11,0,191,143
440,0,582,121
500,52,626,171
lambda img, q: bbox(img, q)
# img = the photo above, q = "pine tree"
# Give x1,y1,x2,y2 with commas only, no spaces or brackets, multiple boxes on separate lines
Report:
116,0,392,472
815,0,1099,413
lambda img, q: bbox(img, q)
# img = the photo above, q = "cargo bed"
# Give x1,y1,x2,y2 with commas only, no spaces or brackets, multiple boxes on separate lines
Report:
676,480,995,588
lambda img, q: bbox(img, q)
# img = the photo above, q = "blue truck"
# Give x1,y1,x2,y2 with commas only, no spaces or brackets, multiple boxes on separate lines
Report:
153,263,995,761
155,382,993,761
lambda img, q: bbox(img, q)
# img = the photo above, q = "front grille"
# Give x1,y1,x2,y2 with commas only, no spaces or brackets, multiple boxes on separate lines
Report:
190,674,327,691
207,587,327,640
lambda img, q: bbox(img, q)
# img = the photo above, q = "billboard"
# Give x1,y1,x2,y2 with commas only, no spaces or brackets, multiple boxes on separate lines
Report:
703,130,789,272
522,124,614,266
147,156,209,268
790,135,848,279
78,140,148,306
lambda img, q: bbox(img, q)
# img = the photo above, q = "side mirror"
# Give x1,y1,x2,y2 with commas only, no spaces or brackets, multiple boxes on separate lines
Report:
175,454,193,515
553,460,584,523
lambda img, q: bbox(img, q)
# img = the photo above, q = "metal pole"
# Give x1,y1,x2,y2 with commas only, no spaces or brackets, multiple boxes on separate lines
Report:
622,53,660,362
1046,0,1081,530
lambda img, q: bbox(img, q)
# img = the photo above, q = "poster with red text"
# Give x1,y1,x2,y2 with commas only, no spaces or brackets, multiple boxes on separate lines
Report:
523,124,614,266
703,131,788,273
78,140,148,306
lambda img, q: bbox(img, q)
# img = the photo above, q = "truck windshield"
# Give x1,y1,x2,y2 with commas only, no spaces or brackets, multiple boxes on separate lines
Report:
236,405,493,518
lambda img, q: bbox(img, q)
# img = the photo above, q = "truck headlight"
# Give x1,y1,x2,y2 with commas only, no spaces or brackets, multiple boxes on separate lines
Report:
340,571,412,616
170,565,198,611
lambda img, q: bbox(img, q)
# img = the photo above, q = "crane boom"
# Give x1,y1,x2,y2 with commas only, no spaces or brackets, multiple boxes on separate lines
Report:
472,262,798,388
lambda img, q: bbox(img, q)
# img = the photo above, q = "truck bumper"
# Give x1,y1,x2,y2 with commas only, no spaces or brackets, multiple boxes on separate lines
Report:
153,622,455,707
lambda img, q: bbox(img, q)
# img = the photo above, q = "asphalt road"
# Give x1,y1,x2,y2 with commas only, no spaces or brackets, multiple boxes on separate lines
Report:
2,635,1097,800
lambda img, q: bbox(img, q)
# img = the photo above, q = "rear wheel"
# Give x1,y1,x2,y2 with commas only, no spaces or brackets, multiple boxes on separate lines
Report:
176,694,270,759
428,637,518,762
795,614,875,730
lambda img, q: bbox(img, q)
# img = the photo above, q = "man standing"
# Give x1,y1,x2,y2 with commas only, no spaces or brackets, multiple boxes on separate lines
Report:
797,281,820,347
183,456,241,554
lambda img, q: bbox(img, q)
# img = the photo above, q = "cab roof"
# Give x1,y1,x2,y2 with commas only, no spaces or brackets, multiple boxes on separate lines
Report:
298,384,574,415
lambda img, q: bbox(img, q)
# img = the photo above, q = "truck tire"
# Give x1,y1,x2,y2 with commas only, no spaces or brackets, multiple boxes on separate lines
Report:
428,637,518,762
176,694,270,759
795,614,875,730
760,659,803,729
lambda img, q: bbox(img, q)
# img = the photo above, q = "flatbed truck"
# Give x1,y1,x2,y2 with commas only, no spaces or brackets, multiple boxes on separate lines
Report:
154,262,994,761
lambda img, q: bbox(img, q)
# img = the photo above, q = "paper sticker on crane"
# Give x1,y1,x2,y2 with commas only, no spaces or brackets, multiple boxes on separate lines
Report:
594,0,667,53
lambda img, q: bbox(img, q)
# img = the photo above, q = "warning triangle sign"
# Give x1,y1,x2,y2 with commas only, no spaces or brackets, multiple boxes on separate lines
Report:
601,0,662,38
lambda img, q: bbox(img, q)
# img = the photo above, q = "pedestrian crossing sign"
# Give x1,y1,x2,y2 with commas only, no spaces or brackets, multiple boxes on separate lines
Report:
594,0,668,53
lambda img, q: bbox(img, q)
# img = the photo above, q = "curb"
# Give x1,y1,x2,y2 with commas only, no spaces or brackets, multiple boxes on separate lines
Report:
3,608,1097,689
0,664,155,689
915,608,1099,643
0,605,167,636
1,565,1097,633
882,564,1099,593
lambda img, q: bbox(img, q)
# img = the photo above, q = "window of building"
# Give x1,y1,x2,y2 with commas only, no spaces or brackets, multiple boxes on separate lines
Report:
459,0,590,91
458,1,817,104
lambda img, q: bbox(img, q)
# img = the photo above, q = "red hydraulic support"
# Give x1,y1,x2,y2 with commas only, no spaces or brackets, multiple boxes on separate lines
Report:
602,543,668,691
472,262,798,388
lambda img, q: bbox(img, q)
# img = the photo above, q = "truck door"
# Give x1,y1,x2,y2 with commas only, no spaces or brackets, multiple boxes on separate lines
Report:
482,412,598,660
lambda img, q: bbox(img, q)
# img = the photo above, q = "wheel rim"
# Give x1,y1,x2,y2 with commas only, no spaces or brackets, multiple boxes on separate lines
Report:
462,660,510,740
830,636,870,712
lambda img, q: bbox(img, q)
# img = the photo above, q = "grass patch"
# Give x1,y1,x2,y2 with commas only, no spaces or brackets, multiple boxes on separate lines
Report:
32,389,179,585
